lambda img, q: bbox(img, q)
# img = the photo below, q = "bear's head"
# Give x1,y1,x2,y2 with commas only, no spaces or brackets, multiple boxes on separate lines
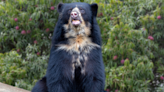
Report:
54,2,100,54
57,2,98,28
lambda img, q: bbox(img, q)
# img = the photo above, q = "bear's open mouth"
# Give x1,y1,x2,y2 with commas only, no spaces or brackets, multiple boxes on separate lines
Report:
71,19,82,26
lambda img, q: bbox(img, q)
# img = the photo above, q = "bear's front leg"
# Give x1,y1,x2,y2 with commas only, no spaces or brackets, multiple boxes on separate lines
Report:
82,71,105,92
46,50,73,92
82,49,105,92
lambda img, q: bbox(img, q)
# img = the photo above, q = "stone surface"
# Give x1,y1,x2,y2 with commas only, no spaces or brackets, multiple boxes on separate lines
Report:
0,82,30,92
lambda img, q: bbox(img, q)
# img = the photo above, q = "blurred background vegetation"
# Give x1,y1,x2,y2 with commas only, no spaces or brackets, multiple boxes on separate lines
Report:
0,0,164,92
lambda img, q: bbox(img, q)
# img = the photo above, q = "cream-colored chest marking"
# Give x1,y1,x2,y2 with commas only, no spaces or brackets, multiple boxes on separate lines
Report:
56,35,100,54
57,22,100,54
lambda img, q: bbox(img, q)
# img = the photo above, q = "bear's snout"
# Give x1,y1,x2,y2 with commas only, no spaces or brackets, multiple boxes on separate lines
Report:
71,11,79,19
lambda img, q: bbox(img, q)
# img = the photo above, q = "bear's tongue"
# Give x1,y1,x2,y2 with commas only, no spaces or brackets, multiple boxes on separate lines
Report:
72,20,81,25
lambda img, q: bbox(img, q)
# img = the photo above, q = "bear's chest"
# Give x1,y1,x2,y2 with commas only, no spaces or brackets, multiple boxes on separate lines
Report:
57,35,94,65
56,35,99,79
68,36,92,79
56,24,100,79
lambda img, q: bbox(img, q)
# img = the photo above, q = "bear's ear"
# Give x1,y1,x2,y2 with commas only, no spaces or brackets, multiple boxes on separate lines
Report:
57,3,64,13
90,3,98,17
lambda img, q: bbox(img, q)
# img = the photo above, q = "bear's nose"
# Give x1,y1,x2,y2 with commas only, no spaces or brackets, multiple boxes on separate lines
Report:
71,11,78,18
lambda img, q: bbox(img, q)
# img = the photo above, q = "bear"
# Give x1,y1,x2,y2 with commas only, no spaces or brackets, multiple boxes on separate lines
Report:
32,2,105,92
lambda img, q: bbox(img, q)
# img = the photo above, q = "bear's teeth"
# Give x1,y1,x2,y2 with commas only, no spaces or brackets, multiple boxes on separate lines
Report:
72,20,81,25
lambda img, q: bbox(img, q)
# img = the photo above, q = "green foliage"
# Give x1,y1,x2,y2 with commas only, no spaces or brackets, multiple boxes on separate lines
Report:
140,1,164,77
0,51,26,85
0,44,48,90
103,23,155,91
0,0,60,53
96,0,164,91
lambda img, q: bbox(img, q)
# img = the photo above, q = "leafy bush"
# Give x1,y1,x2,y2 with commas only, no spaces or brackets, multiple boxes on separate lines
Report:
0,44,48,90
0,0,58,53
103,23,156,92
0,51,26,85
96,0,164,91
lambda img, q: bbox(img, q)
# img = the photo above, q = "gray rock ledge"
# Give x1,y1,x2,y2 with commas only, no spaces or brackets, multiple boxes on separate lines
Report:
0,82,30,92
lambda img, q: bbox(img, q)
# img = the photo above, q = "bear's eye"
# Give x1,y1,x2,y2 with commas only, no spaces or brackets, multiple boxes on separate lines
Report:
80,9,85,14
68,9,72,14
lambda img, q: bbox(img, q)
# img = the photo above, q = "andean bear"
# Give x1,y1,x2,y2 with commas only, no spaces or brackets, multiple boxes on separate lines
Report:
32,2,105,92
